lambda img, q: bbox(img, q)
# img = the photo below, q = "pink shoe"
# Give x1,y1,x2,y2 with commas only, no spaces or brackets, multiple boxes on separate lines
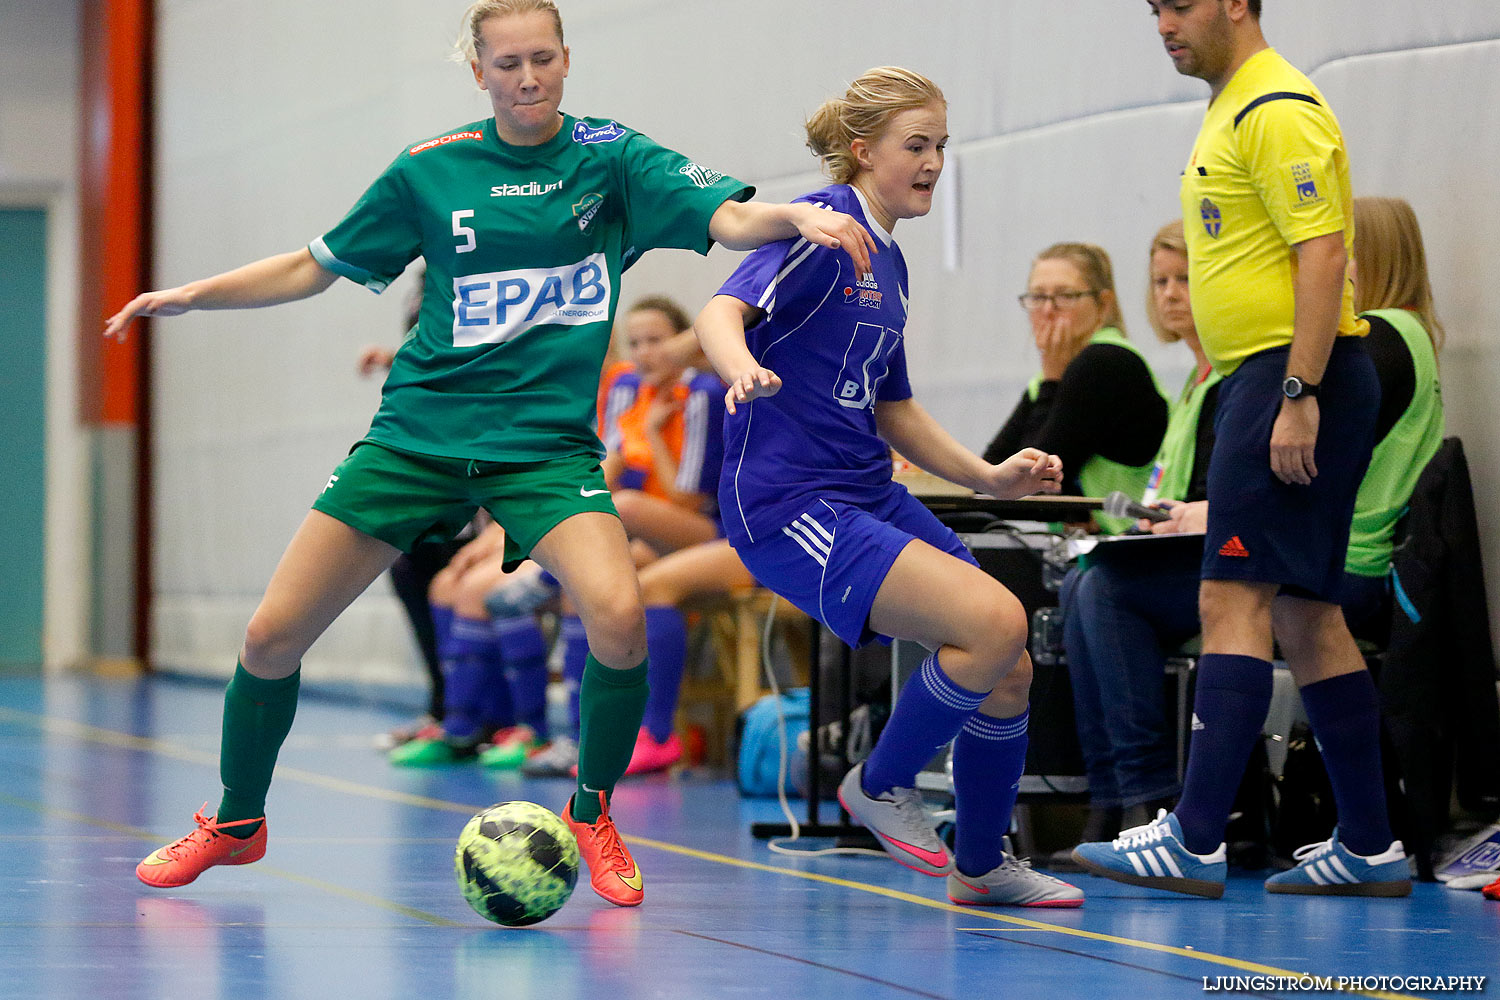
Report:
624,728,682,775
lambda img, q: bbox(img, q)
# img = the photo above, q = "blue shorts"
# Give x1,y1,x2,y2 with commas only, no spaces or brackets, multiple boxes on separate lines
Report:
733,485,978,647
1202,339,1378,601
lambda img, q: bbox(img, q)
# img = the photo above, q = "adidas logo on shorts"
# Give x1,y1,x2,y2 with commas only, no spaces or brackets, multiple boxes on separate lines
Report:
1218,535,1250,558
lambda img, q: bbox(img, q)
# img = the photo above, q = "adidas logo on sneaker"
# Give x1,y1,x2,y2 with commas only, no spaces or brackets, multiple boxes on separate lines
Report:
1071,810,1227,899
1265,832,1412,896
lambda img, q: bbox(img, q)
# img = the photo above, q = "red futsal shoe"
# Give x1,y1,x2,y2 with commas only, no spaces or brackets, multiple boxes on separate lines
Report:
136,806,267,888
562,791,643,907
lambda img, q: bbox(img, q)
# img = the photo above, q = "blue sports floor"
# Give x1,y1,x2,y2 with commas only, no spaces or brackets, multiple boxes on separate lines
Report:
1,666,1495,1000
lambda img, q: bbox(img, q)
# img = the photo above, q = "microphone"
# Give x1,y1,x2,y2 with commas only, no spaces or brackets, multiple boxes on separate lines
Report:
1103,490,1171,523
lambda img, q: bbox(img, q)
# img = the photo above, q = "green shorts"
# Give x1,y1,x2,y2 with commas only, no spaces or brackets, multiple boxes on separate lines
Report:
312,442,616,569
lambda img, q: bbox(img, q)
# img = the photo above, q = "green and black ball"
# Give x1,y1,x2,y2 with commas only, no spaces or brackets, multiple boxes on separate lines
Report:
455,801,579,926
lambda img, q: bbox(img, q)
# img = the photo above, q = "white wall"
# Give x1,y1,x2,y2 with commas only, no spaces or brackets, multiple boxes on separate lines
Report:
1,0,89,668
149,1,1500,682
0,1,79,186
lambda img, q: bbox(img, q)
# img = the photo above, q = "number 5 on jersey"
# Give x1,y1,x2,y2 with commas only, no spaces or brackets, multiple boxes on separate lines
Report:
453,210,476,253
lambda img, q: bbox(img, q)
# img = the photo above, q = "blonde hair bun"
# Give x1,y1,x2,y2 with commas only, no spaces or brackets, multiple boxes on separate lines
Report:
805,67,945,184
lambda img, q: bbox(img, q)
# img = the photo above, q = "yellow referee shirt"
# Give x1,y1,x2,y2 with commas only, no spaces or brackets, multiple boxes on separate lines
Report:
1180,48,1366,374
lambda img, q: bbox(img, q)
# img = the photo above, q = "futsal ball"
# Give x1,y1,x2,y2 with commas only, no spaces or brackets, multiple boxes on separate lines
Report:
455,801,580,926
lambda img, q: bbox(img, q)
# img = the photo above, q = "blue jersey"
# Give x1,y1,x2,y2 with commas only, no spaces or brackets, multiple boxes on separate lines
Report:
716,184,912,546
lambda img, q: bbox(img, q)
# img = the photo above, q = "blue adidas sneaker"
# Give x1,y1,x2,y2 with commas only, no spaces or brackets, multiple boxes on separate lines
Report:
1265,832,1411,896
1072,810,1227,899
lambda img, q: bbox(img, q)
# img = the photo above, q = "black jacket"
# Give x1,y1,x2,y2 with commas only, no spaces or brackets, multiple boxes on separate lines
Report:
1380,437,1500,875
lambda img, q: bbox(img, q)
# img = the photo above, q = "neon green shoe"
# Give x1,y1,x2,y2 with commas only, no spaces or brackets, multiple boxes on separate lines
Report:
478,725,544,770
388,734,482,767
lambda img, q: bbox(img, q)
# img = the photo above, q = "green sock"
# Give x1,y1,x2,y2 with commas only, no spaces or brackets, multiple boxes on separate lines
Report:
216,661,300,837
573,654,649,823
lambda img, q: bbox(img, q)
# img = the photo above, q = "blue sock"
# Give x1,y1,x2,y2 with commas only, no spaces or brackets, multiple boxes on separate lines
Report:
643,607,688,742
1174,653,1273,855
494,615,549,736
862,651,988,797
428,604,455,718
560,615,588,741
443,615,510,742
1299,671,1393,855
430,604,455,651
953,709,1029,877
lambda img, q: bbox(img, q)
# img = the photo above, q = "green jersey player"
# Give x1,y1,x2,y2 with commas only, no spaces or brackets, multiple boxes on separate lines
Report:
107,0,877,909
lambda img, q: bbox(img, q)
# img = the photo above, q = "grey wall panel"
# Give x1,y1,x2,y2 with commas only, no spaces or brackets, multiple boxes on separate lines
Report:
0,0,79,184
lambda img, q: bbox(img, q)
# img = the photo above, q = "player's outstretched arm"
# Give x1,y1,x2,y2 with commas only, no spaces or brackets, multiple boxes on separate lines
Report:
876,397,1062,499
693,294,781,416
104,247,339,342
876,397,997,493
708,200,878,278
986,447,1065,500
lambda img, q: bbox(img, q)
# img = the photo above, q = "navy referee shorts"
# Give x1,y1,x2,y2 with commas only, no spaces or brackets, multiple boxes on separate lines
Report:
1201,338,1378,601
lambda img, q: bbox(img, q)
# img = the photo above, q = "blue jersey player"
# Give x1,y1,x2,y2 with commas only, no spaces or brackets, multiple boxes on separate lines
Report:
695,68,1083,908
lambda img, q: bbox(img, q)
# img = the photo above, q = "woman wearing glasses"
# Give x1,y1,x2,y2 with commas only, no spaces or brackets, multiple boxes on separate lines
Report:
984,243,1169,533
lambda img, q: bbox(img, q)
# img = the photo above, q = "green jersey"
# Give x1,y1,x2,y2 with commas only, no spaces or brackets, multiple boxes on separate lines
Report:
310,114,753,462
1345,308,1444,577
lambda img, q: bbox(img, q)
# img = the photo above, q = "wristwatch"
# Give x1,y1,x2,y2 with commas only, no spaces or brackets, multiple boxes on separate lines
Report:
1282,375,1320,400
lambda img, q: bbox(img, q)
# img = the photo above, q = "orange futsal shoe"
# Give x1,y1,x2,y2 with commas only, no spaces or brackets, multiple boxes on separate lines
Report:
562,791,643,907
136,805,267,888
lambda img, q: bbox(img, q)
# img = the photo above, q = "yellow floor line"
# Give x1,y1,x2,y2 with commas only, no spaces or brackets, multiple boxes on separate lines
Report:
0,704,1417,996
625,834,1414,997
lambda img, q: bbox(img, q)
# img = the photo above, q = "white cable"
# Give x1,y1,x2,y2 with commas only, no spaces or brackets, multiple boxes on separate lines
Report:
759,593,884,859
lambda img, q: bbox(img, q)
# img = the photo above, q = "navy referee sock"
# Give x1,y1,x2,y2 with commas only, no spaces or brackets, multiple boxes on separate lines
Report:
1173,653,1272,856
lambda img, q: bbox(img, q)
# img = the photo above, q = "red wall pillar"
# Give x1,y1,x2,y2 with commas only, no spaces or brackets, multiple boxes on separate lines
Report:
77,0,153,664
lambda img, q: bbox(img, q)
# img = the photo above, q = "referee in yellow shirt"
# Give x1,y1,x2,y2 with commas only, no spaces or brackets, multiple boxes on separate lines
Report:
1073,0,1410,898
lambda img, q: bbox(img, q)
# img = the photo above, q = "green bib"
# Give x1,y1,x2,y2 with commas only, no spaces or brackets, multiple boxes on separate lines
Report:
1027,327,1165,534
1144,365,1224,506
1345,309,1444,577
